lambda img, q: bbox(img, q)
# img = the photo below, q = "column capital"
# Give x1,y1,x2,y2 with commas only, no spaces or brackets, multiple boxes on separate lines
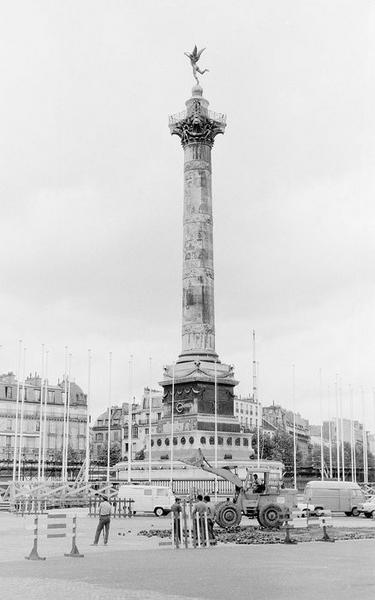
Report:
169,88,226,148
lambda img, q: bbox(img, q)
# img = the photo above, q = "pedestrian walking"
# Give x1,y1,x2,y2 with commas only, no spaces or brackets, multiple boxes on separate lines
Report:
92,496,112,546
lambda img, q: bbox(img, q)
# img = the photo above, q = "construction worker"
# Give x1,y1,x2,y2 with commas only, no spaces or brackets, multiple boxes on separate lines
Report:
170,497,182,543
192,494,207,544
204,495,216,544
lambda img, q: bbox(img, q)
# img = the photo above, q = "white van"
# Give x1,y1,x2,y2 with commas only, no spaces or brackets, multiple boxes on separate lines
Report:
303,480,365,516
117,484,175,517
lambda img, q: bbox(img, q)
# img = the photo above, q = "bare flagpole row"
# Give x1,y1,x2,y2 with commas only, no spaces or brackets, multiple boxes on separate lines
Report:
12,340,22,483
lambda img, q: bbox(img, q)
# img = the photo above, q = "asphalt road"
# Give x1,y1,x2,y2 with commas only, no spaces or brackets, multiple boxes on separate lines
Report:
1,512,375,599
1,537,375,600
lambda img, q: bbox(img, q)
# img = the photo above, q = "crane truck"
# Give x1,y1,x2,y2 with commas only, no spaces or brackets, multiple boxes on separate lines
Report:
181,449,297,529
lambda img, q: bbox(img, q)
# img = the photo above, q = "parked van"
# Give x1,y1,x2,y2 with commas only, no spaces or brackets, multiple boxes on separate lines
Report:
117,484,175,516
303,481,365,516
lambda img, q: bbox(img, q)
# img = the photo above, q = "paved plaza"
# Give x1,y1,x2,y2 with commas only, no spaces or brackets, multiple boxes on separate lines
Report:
0,512,374,599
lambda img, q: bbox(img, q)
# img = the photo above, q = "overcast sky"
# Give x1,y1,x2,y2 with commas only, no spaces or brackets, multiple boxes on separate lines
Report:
1,0,375,429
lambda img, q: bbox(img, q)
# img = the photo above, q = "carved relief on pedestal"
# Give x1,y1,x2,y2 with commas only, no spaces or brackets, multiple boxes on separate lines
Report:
182,322,215,352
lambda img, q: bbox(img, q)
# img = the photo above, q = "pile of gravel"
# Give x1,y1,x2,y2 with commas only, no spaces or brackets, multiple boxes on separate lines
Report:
137,524,375,545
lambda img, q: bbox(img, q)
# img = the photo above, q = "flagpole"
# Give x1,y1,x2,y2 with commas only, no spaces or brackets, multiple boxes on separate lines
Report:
214,359,218,501
349,384,354,482
361,387,368,484
85,349,92,484
12,340,22,483
64,353,72,481
339,381,345,481
107,352,112,487
127,354,133,483
170,363,175,488
37,344,45,481
62,346,68,482
319,368,324,481
41,350,49,480
252,331,260,468
148,357,152,484
17,347,27,482
335,374,340,481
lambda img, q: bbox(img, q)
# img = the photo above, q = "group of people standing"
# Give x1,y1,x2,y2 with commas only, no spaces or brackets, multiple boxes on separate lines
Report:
171,494,216,545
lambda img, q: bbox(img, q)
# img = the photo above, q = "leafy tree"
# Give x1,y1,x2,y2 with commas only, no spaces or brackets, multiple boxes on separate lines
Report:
97,441,122,466
52,445,80,464
251,430,302,467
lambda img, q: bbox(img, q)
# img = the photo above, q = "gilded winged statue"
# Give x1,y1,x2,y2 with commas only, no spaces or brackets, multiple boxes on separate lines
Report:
184,45,209,85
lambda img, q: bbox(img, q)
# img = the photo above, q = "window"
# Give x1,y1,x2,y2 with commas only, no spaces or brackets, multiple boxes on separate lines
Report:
157,439,162,446
156,488,168,496
235,438,241,446
151,439,154,447
165,438,170,446
34,389,41,402
173,437,177,445
180,437,186,445
200,436,206,445
5,387,12,399
6,435,11,447
209,436,214,445
218,436,223,445
96,433,103,442
189,436,194,445
6,420,12,431
227,437,232,446
243,438,249,446
144,489,152,496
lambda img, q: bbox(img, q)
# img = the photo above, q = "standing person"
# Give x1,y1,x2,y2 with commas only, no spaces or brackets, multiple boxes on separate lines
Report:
170,497,182,544
192,494,207,544
204,495,216,544
92,496,112,546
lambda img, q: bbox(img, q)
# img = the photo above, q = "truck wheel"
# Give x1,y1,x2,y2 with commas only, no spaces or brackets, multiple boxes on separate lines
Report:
351,507,360,517
364,512,373,518
154,507,164,517
258,504,283,529
216,502,242,528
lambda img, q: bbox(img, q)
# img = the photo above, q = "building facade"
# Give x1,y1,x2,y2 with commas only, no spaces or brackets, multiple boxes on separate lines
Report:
0,372,87,464
234,395,262,431
262,403,310,459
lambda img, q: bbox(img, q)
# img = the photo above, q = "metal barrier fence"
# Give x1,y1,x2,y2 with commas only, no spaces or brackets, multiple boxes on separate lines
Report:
168,499,215,550
88,497,134,518
15,498,47,515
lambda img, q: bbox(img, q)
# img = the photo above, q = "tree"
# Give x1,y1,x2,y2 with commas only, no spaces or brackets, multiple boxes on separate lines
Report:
251,430,302,467
97,441,122,466
52,445,80,464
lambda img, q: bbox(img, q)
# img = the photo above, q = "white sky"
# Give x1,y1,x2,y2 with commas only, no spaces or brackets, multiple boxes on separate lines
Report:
1,0,375,429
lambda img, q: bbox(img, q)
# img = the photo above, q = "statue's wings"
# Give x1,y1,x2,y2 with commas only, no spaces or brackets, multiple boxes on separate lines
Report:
196,47,206,61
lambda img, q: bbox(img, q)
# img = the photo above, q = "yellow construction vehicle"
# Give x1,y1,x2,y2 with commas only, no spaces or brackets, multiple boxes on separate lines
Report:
181,449,297,529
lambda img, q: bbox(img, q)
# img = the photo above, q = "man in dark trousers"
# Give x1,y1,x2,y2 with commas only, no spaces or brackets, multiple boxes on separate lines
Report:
204,495,216,544
192,494,208,544
170,497,182,544
92,496,112,546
